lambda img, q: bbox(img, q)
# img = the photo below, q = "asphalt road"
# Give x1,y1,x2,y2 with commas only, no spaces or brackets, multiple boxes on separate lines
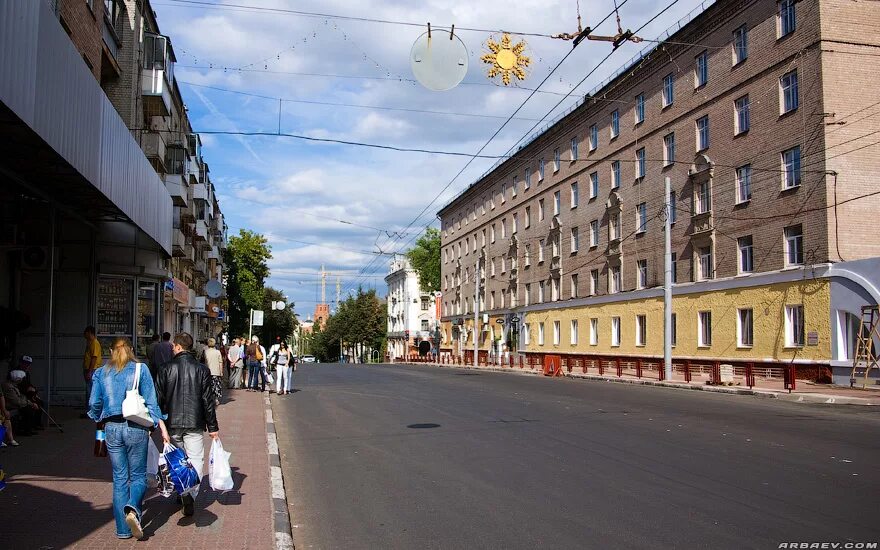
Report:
272,363,880,550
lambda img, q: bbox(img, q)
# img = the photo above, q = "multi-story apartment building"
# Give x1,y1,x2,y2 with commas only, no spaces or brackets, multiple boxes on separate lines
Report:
0,0,226,405
385,257,441,359
438,0,880,384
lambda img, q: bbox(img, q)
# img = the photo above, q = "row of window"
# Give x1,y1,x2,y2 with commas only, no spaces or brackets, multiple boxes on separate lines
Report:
443,2,799,240
520,304,805,349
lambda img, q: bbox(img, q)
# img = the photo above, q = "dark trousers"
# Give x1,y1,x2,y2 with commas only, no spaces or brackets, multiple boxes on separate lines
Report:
247,361,265,391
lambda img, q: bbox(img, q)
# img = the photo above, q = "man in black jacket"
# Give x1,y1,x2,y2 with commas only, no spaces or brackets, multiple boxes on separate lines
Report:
155,332,219,517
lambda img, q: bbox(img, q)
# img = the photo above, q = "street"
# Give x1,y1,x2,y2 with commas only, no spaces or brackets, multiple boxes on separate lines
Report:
273,363,880,550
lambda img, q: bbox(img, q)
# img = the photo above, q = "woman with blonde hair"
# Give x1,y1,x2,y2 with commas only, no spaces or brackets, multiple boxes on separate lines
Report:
88,337,167,540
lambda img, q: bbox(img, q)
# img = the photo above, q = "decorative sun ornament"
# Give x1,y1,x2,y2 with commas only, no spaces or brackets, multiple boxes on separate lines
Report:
481,33,531,85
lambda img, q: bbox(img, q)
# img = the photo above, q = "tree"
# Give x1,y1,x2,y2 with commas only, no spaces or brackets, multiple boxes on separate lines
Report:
258,287,297,344
405,227,440,292
223,229,271,336
322,287,387,362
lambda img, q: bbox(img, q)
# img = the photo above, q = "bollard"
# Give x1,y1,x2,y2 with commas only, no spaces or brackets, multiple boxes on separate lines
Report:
684,361,691,383
746,363,755,388
636,359,642,379
616,358,622,378
598,358,605,376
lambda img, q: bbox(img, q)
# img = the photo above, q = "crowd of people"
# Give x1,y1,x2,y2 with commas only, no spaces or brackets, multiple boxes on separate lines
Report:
1,326,298,541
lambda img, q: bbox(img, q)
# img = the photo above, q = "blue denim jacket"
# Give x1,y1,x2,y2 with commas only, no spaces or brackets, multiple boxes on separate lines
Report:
88,361,165,428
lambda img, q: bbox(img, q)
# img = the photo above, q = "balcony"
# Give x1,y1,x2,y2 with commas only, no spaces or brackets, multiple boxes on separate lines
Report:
162,173,188,207
141,33,174,117
194,259,207,277
192,183,209,202
607,241,622,260
172,228,186,257
206,246,220,261
194,219,209,242
550,257,562,276
141,131,166,168
690,210,714,236
179,245,195,266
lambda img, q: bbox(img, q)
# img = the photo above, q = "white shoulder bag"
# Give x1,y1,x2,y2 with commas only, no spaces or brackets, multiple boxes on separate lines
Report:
122,363,154,427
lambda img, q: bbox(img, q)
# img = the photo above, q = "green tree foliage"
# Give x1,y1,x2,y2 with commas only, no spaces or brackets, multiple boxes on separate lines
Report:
319,287,387,362
258,287,297,344
223,229,271,336
405,227,441,292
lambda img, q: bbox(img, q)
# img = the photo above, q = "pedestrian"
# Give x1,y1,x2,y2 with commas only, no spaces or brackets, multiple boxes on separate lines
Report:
245,336,266,392
203,338,224,406
87,337,165,541
153,332,174,370
81,325,102,418
155,332,219,517
2,369,39,436
274,342,294,395
226,337,243,389
145,334,160,380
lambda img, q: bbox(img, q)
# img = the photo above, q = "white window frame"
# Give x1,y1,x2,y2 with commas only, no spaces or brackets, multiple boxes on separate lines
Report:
636,203,647,233
500,218,507,239
611,110,620,138
733,25,748,65
500,182,506,204
539,159,545,181
553,148,560,172
663,132,676,166
662,73,674,107
511,175,517,198
785,304,805,347
571,182,579,208
780,70,799,114
590,269,599,295
512,213,518,234
538,239,545,263
522,323,530,346
635,93,645,124
589,125,598,152
524,206,531,229
698,245,714,281
551,276,560,301
610,265,621,294
524,283,531,306
696,116,710,151
611,317,621,347
590,318,599,345
571,136,579,161
524,244,531,266
553,320,561,345
636,314,647,346
553,191,561,215
570,319,578,345
637,259,647,289
538,322,545,346
698,311,712,347
738,308,754,348
695,181,711,214
736,164,752,203
738,235,754,274
590,220,599,247
589,172,598,199
570,273,578,299
734,95,750,135
538,280,545,303
695,51,709,88
785,224,804,266
636,148,646,178
571,226,579,253
782,146,801,189
490,224,496,243
524,167,531,190
778,0,796,38
611,161,621,189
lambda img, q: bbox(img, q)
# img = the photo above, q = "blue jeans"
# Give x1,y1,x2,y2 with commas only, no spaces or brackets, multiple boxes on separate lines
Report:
105,422,149,538
247,360,264,391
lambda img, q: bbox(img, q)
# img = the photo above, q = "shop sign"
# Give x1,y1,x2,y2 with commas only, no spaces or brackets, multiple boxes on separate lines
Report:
172,278,189,305
192,296,207,314
207,302,220,318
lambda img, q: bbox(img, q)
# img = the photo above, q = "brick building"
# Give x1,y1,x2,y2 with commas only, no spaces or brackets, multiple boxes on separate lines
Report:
438,0,880,384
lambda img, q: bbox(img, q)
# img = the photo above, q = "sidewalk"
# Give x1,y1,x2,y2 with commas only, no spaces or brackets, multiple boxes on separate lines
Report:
0,389,275,549
394,360,880,406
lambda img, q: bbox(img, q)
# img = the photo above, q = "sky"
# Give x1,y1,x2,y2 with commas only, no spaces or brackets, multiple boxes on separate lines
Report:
151,0,709,319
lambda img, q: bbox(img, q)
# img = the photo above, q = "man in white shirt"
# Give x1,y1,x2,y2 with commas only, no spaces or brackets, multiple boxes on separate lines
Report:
226,337,243,389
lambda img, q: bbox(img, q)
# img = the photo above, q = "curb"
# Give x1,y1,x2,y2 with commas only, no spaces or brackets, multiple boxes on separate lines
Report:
264,394,295,550
390,362,879,406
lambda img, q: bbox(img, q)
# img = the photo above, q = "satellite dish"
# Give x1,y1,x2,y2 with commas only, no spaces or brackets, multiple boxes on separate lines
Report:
410,29,469,91
205,279,223,298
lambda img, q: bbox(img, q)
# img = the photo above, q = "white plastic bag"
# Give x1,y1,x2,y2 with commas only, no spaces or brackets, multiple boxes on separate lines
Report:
266,372,275,385
209,438,233,491
146,439,160,488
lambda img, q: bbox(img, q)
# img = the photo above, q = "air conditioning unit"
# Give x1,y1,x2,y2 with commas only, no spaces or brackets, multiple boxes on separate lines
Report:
20,246,56,270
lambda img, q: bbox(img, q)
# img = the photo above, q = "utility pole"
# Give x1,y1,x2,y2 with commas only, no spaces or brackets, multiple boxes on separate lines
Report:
320,263,327,304
664,176,673,381
335,276,341,312
474,254,481,369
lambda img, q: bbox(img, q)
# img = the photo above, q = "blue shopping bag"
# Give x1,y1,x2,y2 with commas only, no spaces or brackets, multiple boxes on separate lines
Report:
162,443,200,496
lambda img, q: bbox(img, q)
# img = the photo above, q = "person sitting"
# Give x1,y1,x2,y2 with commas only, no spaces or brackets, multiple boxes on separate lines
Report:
2,370,39,436
16,355,44,428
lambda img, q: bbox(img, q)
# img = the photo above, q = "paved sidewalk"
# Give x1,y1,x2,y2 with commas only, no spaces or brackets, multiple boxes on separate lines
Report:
0,389,274,549
394,360,880,405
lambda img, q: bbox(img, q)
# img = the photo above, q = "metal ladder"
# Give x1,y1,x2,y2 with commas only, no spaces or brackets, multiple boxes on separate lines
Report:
850,305,880,387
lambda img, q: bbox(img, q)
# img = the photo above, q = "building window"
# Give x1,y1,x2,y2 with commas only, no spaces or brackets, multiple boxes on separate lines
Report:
611,110,620,138
736,164,752,203
571,227,579,253
500,182,506,204
635,93,645,124
524,283,531,306
582,173,594,200
553,320,561,345
570,319,579,345
590,269,599,295
785,305,804,347
490,224,496,243
782,146,801,188
552,234,560,258
610,212,622,242
671,252,678,284
538,239,545,263
590,318,598,345
671,312,677,347
571,182,579,208
524,244,532,267
669,191,677,224
662,73,674,107
785,224,804,266
695,181,711,214
524,206,531,229
698,245,714,280
589,124,598,151
538,199,545,221
522,323,530,346
636,148,646,178
524,167,531,190
552,277,560,301
738,235,754,273
663,132,676,166
512,213,518,234
481,229,487,247
778,0,796,38
636,203,647,233
501,255,506,273
637,259,648,289
511,175,517,197
501,219,507,239
636,314,647,346
780,70,799,114
570,273,579,298
571,136,579,161
738,308,754,347
553,148,560,172
698,311,712,347
696,116,710,151
733,25,748,65
539,159,545,181
611,161,621,189
490,291,496,310
553,191,561,215
610,265,621,294
538,322,545,346
611,317,621,347
490,194,496,209
538,280,545,303
734,95,750,135
590,220,599,247
695,51,708,88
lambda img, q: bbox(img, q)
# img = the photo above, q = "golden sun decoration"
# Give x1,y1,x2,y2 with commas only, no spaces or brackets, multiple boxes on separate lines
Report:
481,33,531,85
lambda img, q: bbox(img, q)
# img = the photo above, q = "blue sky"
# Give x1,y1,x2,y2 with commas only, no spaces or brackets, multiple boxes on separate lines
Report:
152,0,707,318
